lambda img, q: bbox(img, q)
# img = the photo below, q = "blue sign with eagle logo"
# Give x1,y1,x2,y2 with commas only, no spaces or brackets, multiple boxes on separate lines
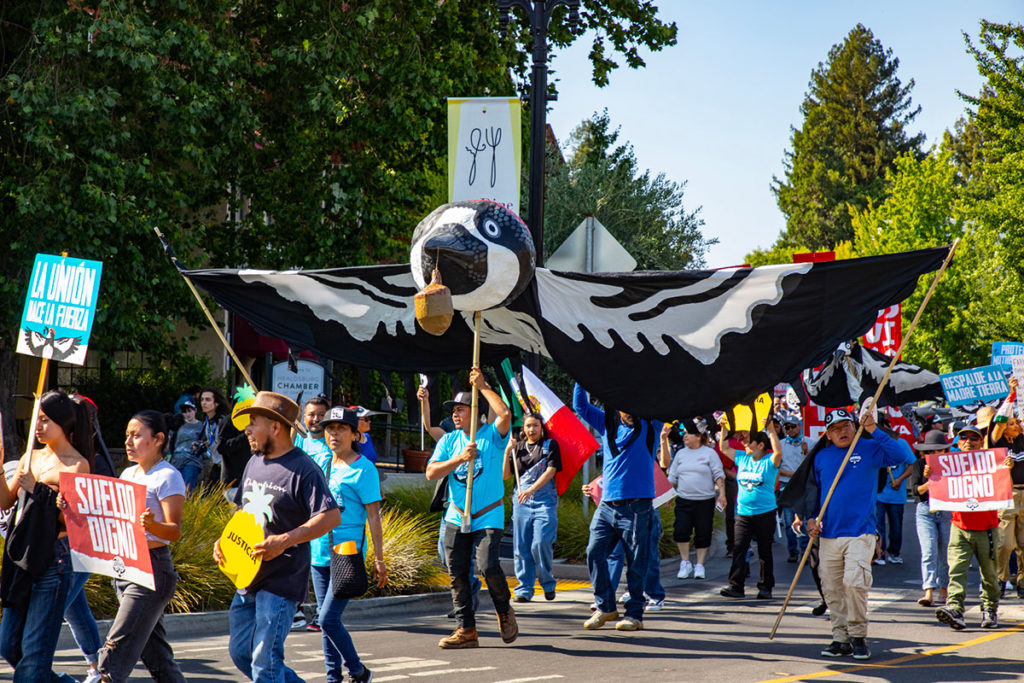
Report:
17,253,103,366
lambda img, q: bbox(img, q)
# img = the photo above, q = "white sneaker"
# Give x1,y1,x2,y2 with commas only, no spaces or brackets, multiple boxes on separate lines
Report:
887,554,903,565
83,671,102,683
693,564,706,580
677,560,693,579
645,597,665,612
619,590,630,603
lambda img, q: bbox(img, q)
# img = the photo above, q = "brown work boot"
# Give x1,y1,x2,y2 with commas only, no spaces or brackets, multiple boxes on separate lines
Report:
497,606,519,643
438,627,479,649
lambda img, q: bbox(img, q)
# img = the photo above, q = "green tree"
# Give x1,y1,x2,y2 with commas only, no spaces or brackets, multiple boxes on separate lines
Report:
772,24,924,250
543,111,716,271
1,1,677,456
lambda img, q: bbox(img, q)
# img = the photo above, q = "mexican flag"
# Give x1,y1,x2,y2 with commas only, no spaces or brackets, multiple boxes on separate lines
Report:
502,361,599,495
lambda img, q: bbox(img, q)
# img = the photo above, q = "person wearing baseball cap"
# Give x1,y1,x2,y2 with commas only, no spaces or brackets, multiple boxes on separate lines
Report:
426,368,518,649
778,415,809,563
908,430,952,607
799,403,915,660
214,391,340,682
348,406,379,464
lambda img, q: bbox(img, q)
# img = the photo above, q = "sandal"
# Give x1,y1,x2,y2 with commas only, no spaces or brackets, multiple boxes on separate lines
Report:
917,597,933,607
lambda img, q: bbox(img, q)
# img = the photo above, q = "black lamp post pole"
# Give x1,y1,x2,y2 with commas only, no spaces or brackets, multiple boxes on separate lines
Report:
499,0,580,268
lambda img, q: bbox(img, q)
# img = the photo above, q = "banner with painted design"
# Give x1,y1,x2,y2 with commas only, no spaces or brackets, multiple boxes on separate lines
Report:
925,449,1013,512
60,472,154,589
17,254,103,366
448,97,522,215
991,342,1024,373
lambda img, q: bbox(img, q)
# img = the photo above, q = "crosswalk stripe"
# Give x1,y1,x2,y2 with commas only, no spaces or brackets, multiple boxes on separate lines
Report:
407,667,497,676
492,676,565,683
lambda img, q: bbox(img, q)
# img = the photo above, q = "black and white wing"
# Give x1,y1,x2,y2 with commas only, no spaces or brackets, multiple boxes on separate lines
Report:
186,264,544,372
532,247,949,420
51,335,82,361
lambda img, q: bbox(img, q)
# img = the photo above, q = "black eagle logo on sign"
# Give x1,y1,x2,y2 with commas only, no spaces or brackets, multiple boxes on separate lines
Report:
23,326,82,361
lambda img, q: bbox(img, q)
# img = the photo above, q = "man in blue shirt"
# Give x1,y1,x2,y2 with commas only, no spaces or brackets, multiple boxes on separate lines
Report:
804,406,914,661
573,383,663,632
426,368,516,649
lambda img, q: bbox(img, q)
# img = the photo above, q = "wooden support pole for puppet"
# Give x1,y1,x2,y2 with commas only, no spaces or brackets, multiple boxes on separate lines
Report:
152,228,306,436
769,238,960,639
461,311,483,534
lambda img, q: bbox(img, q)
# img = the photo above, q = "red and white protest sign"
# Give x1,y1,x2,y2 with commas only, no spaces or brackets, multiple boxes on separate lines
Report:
925,448,1013,512
59,472,154,590
862,304,902,357
588,466,675,509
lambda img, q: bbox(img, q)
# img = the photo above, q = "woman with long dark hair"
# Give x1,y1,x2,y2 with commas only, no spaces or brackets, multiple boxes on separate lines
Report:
503,412,561,602
0,390,93,682
95,410,186,682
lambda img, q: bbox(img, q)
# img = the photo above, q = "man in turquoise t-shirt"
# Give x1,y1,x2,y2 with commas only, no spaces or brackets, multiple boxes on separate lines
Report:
426,368,517,650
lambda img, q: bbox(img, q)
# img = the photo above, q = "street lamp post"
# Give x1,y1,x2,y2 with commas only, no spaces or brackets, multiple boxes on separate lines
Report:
498,0,580,268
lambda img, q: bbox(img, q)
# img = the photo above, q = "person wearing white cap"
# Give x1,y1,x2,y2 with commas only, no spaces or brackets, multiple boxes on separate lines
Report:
801,405,915,661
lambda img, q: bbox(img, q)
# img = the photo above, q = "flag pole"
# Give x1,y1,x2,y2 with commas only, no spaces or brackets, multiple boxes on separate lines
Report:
153,228,306,436
461,311,483,534
769,238,959,639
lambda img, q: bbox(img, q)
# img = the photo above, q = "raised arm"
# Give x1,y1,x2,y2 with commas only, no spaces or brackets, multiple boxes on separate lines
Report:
658,423,674,470
572,384,605,434
768,422,783,468
416,386,446,442
471,367,510,437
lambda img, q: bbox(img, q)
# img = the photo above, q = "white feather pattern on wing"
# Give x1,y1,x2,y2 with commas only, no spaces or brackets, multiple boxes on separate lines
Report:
534,263,811,365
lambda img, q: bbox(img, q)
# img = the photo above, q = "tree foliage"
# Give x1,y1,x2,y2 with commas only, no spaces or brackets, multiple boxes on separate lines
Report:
0,1,677,456
543,110,716,271
772,24,924,250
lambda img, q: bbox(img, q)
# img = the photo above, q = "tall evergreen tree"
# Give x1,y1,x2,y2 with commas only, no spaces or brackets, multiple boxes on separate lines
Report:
772,24,924,250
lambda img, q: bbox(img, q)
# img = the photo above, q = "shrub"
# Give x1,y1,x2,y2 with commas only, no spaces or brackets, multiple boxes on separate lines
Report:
364,507,444,596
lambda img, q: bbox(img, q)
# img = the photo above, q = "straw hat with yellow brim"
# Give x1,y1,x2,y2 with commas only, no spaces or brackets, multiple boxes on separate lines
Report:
233,391,300,428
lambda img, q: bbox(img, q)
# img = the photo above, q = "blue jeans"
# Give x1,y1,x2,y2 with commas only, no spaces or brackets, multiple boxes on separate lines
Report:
64,571,100,665
512,487,558,598
587,499,652,619
310,566,363,683
876,501,905,556
437,515,480,597
0,536,74,683
779,506,808,555
916,502,951,590
229,590,304,683
607,507,665,602
179,462,203,492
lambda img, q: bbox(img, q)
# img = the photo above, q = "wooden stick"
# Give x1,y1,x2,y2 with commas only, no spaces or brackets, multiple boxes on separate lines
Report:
153,228,306,436
461,311,483,534
20,357,49,472
769,239,960,639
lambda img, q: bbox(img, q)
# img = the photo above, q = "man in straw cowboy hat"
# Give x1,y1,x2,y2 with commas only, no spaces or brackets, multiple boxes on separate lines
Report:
214,391,340,682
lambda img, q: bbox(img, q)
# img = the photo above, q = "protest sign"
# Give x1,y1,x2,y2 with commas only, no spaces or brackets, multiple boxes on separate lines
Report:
60,472,154,589
862,304,902,357
588,467,676,509
925,448,1013,512
448,97,522,214
17,254,103,366
720,393,772,434
1012,356,1024,419
218,510,265,589
939,365,1009,407
991,342,1024,373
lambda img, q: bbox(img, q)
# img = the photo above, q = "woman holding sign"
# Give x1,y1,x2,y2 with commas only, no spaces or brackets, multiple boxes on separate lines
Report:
95,410,187,683
0,390,93,682
311,407,386,683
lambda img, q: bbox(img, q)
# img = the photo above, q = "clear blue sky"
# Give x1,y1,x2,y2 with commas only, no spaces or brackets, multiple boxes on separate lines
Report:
543,2,1018,268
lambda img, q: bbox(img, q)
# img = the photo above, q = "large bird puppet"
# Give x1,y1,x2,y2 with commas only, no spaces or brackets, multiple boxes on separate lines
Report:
179,200,949,420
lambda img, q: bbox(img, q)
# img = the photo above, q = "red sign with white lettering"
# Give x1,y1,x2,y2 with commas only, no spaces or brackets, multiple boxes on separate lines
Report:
925,449,1013,512
60,472,154,589
863,304,902,357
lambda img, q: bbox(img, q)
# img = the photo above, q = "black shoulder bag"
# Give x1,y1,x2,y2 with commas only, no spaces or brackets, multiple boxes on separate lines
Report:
325,457,368,600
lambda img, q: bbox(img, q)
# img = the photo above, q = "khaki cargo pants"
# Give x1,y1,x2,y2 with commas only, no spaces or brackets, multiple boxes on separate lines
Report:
947,524,1000,612
819,534,874,641
997,488,1024,585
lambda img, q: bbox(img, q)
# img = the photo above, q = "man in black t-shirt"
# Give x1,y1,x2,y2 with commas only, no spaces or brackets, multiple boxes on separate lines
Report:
214,391,340,683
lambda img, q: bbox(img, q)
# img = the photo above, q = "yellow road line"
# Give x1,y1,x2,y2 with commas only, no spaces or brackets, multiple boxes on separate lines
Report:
758,623,1024,683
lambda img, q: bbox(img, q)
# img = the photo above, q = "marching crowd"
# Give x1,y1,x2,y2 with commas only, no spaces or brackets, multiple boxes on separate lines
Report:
1,366,1022,682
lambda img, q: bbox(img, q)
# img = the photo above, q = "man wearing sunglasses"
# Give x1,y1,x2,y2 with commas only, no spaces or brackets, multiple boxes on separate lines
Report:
933,422,1005,630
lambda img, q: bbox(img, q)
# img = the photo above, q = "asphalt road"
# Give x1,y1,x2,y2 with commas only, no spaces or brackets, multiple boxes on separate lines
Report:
6,506,1024,682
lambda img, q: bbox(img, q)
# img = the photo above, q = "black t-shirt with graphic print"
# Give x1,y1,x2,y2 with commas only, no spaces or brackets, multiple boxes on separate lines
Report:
508,439,562,491
233,447,338,603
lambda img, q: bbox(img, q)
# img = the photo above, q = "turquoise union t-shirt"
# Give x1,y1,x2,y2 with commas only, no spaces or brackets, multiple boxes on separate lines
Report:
735,450,780,516
430,421,509,532
310,454,382,567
